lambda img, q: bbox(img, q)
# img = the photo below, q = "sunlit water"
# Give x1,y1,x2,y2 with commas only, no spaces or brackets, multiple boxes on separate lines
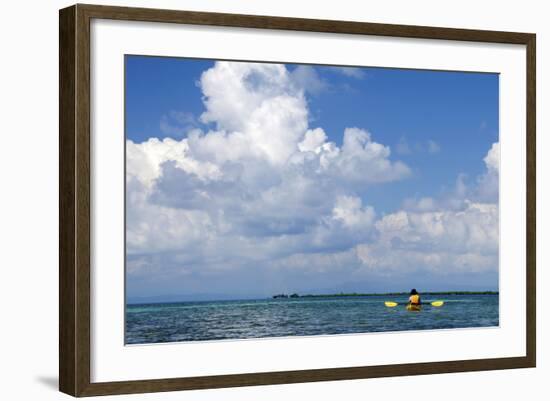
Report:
125,294,499,344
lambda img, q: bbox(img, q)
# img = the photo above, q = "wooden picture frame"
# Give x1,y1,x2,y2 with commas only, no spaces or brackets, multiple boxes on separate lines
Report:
59,3,536,397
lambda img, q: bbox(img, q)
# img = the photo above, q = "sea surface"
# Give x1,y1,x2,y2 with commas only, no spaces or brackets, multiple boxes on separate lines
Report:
125,294,499,345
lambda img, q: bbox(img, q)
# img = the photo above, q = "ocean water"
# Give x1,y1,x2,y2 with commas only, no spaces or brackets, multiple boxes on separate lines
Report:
125,294,499,345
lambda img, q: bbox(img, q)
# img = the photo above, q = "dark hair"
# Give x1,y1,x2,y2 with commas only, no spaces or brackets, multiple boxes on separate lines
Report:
410,288,418,295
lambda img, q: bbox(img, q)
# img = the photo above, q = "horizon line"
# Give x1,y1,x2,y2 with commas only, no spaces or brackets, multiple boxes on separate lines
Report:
127,290,499,305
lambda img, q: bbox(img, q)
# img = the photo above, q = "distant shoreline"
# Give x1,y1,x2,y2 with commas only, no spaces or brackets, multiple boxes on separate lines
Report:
127,291,499,305
272,291,499,299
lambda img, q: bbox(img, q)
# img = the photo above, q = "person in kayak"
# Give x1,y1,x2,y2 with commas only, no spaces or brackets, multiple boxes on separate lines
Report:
408,289,421,306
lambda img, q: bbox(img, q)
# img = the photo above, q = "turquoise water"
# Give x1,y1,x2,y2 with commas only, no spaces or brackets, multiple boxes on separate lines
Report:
125,294,499,344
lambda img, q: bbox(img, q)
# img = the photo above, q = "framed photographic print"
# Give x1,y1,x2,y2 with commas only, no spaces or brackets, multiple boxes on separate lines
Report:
59,4,536,397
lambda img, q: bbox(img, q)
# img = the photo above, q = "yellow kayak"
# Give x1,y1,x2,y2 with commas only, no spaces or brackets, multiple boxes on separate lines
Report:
406,304,421,311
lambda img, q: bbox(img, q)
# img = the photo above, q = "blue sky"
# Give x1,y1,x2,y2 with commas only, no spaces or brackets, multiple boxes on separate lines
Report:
125,56,499,302
126,56,498,214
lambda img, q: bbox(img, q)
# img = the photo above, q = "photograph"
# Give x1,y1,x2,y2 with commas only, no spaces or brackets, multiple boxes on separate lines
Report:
124,56,500,345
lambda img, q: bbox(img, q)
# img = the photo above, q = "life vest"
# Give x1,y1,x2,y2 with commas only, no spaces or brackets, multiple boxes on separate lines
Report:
409,294,420,305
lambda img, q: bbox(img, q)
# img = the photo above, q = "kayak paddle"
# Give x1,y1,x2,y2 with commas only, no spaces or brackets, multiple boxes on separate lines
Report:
384,300,444,307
